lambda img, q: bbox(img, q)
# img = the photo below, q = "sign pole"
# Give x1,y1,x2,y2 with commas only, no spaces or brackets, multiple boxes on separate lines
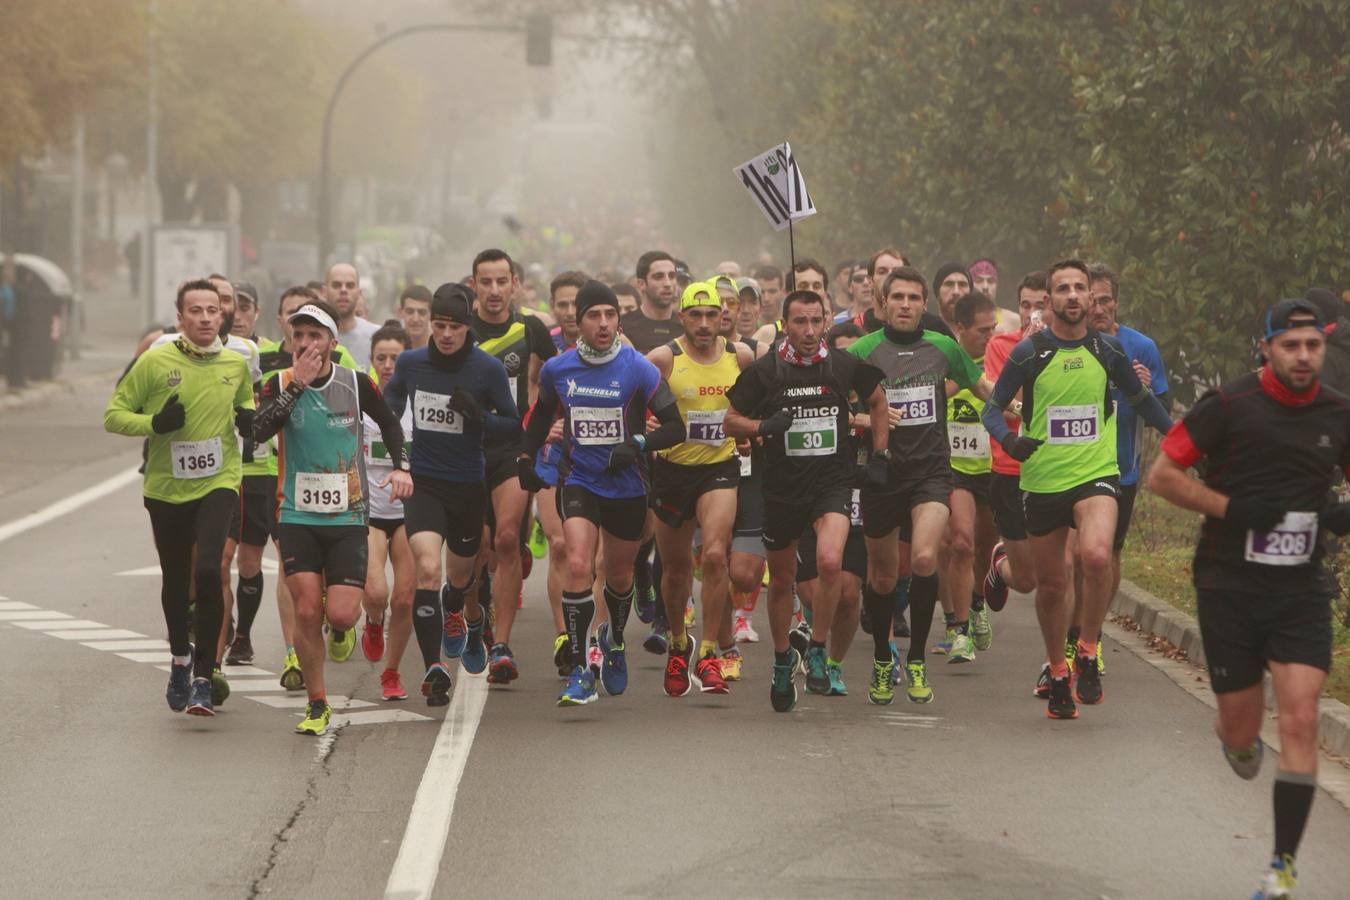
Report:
788,218,796,272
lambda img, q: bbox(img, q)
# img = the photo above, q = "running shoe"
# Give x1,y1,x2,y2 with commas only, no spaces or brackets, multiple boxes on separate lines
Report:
635,584,657,624
1034,662,1051,699
788,620,811,662
527,517,548,559
684,599,696,628
362,617,385,662
804,645,830,694
596,623,628,696
1221,735,1265,781
983,542,1010,611
1097,639,1107,676
225,633,254,666
695,654,729,694
461,615,487,675
186,677,214,717
1074,653,1103,705
587,641,602,677
970,605,992,651
327,625,355,663
422,663,452,707
868,660,894,705
664,637,694,697
733,612,759,643
893,613,910,639
931,626,956,656
1252,854,1297,899
552,632,575,677
1064,638,1076,674
905,660,934,704
889,642,904,686
643,619,670,655
166,657,192,711
380,668,408,701
720,647,743,682
210,665,230,706
557,666,598,706
442,609,467,659
280,649,304,692
948,631,976,664
487,643,519,685
296,698,331,735
826,661,847,696
770,649,799,713
1047,674,1078,719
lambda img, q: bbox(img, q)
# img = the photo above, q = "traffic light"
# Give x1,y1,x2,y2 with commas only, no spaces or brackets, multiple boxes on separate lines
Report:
526,13,552,67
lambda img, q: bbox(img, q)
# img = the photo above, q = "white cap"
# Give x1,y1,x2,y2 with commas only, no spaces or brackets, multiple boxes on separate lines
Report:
288,303,337,337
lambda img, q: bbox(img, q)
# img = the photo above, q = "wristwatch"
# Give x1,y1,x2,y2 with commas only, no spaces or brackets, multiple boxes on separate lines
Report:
397,458,411,472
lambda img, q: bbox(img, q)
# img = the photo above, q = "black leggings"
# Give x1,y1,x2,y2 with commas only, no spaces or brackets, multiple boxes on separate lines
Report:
145,489,236,679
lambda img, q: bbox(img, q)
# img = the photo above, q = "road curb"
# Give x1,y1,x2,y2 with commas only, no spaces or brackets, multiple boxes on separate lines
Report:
0,368,120,414
1113,578,1350,759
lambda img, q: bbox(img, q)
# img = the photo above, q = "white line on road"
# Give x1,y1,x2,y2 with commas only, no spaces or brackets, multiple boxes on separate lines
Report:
53,628,142,641
0,600,36,610
0,611,73,622
0,465,141,545
80,639,170,651
384,675,489,900
14,619,105,630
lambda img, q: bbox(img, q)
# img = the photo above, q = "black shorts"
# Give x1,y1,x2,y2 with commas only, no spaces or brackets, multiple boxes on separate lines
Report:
403,474,486,557
1023,476,1119,538
861,469,953,541
485,442,524,492
229,474,276,546
733,456,763,539
951,470,991,506
796,527,867,582
651,457,740,528
1196,589,1332,693
762,483,852,552
560,484,648,542
277,523,368,588
369,517,404,542
990,472,1027,541
1113,482,1138,551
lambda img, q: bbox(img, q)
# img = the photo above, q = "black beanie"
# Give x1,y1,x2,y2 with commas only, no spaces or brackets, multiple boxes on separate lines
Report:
933,261,972,295
431,282,473,324
575,280,619,320
1305,287,1342,324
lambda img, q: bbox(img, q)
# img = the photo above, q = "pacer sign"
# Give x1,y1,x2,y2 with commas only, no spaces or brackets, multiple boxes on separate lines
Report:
733,142,817,231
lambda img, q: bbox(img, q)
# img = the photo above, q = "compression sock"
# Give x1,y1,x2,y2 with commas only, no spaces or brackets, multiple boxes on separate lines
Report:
906,574,939,664
235,572,263,636
1273,770,1316,859
562,588,595,671
602,582,633,646
412,588,443,668
863,584,895,662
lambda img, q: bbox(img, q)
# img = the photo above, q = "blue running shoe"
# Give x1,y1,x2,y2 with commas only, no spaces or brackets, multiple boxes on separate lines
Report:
461,614,487,675
486,643,519,685
804,645,829,694
185,677,214,716
1222,735,1265,781
166,657,192,712
421,663,452,706
635,584,656,624
889,641,904,686
597,622,628,696
558,666,598,707
441,607,467,659
643,619,669,655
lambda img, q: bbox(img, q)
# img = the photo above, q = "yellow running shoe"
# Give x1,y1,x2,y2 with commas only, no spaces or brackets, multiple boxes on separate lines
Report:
1064,638,1076,674
720,648,743,681
327,624,356,663
280,649,304,691
1096,639,1106,676
295,698,331,736
905,660,934,704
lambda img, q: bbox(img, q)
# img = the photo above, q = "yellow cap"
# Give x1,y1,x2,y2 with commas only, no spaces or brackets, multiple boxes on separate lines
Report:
680,281,721,311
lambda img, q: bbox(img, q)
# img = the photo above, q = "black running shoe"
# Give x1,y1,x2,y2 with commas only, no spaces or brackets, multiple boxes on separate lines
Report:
1074,653,1102,705
1047,674,1078,720
1034,662,1051,699
225,633,254,666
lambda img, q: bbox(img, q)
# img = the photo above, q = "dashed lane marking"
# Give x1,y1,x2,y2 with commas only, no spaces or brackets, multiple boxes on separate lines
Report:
0,600,38,610
0,610,73,621
13,618,104,630
53,628,144,641
80,639,170,651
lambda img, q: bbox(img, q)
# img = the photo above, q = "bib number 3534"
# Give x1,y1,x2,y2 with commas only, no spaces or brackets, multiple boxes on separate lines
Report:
1245,511,1317,566
171,437,222,479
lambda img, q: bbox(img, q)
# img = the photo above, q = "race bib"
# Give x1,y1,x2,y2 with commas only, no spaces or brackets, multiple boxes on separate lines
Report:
887,385,936,426
849,488,863,528
414,390,464,434
738,451,752,477
171,437,222,479
572,406,624,446
365,437,409,464
785,415,837,457
949,422,989,458
1244,511,1317,566
686,409,728,446
295,472,348,514
1046,405,1099,444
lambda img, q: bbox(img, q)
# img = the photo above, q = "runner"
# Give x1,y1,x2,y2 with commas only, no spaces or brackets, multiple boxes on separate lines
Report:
750,264,785,326
1146,297,1349,899
751,257,829,346
383,283,520,702
932,261,972,332
104,278,255,717
323,262,380,369
847,267,994,705
252,299,410,734
981,259,1172,719
397,284,432,350
733,277,762,343
835,263,873,326
969,258,1022,334
469,249,557,682
647,281,754,696
725,289,885,712
516,280,687,707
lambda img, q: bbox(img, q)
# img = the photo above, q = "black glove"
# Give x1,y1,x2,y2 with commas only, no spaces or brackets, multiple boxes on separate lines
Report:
1225,495,1286,532
866,449,891,490
516,454,545,492
606,437,642,474
151,393,185,434
1320,500,1350,536
234,406,255,436
448,388,483,426
758,408,794,438
1000,433,1042,462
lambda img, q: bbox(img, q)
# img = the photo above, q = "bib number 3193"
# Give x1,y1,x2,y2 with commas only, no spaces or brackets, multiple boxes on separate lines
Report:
171,437,222,479
295,472,348,513
1245,511,1317,566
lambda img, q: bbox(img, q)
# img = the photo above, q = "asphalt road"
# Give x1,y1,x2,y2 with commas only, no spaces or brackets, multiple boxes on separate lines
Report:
4,382,1350,899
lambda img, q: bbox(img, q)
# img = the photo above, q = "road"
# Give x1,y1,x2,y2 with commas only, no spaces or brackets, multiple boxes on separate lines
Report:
4,381,1350,899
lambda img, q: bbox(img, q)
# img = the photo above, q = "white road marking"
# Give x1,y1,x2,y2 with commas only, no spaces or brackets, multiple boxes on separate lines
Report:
333,709,431,727
249,694,376,710
117,650,174,663
0,600,37,611
221,664,275,677
384,676,489,900
81,639,170,651
53,628,142,641
117,558,279,577
0,465,141,545
223,679,289,693
0,611,73,622
14,618,104,630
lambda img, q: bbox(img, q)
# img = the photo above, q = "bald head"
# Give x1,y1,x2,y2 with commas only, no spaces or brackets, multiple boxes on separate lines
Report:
324,262,362,322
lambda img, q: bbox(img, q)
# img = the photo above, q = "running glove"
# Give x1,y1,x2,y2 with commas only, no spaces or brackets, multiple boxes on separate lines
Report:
1224,496,1286,532
448,388,483,426
866,449,891,489
999,433,1042,462
758,408,794,438
234,405,255,436
1320,500,1350,535
516,454,546,492
151,393,185,433
606,437,642,474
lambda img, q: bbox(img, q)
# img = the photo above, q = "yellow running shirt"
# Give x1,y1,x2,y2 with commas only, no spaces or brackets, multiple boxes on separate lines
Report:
660,336,739,466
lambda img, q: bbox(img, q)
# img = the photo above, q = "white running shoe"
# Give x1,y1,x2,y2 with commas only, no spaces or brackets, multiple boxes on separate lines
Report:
733,612,760,643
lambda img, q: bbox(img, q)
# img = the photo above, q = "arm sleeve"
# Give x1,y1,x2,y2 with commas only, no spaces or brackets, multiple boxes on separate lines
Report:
103,357,155,436
252,373,303,443
357,372,405,468
1107,347,1172,433
982,344,1031,442
641,382,686,453
521,376,559,457
482,357,522,441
